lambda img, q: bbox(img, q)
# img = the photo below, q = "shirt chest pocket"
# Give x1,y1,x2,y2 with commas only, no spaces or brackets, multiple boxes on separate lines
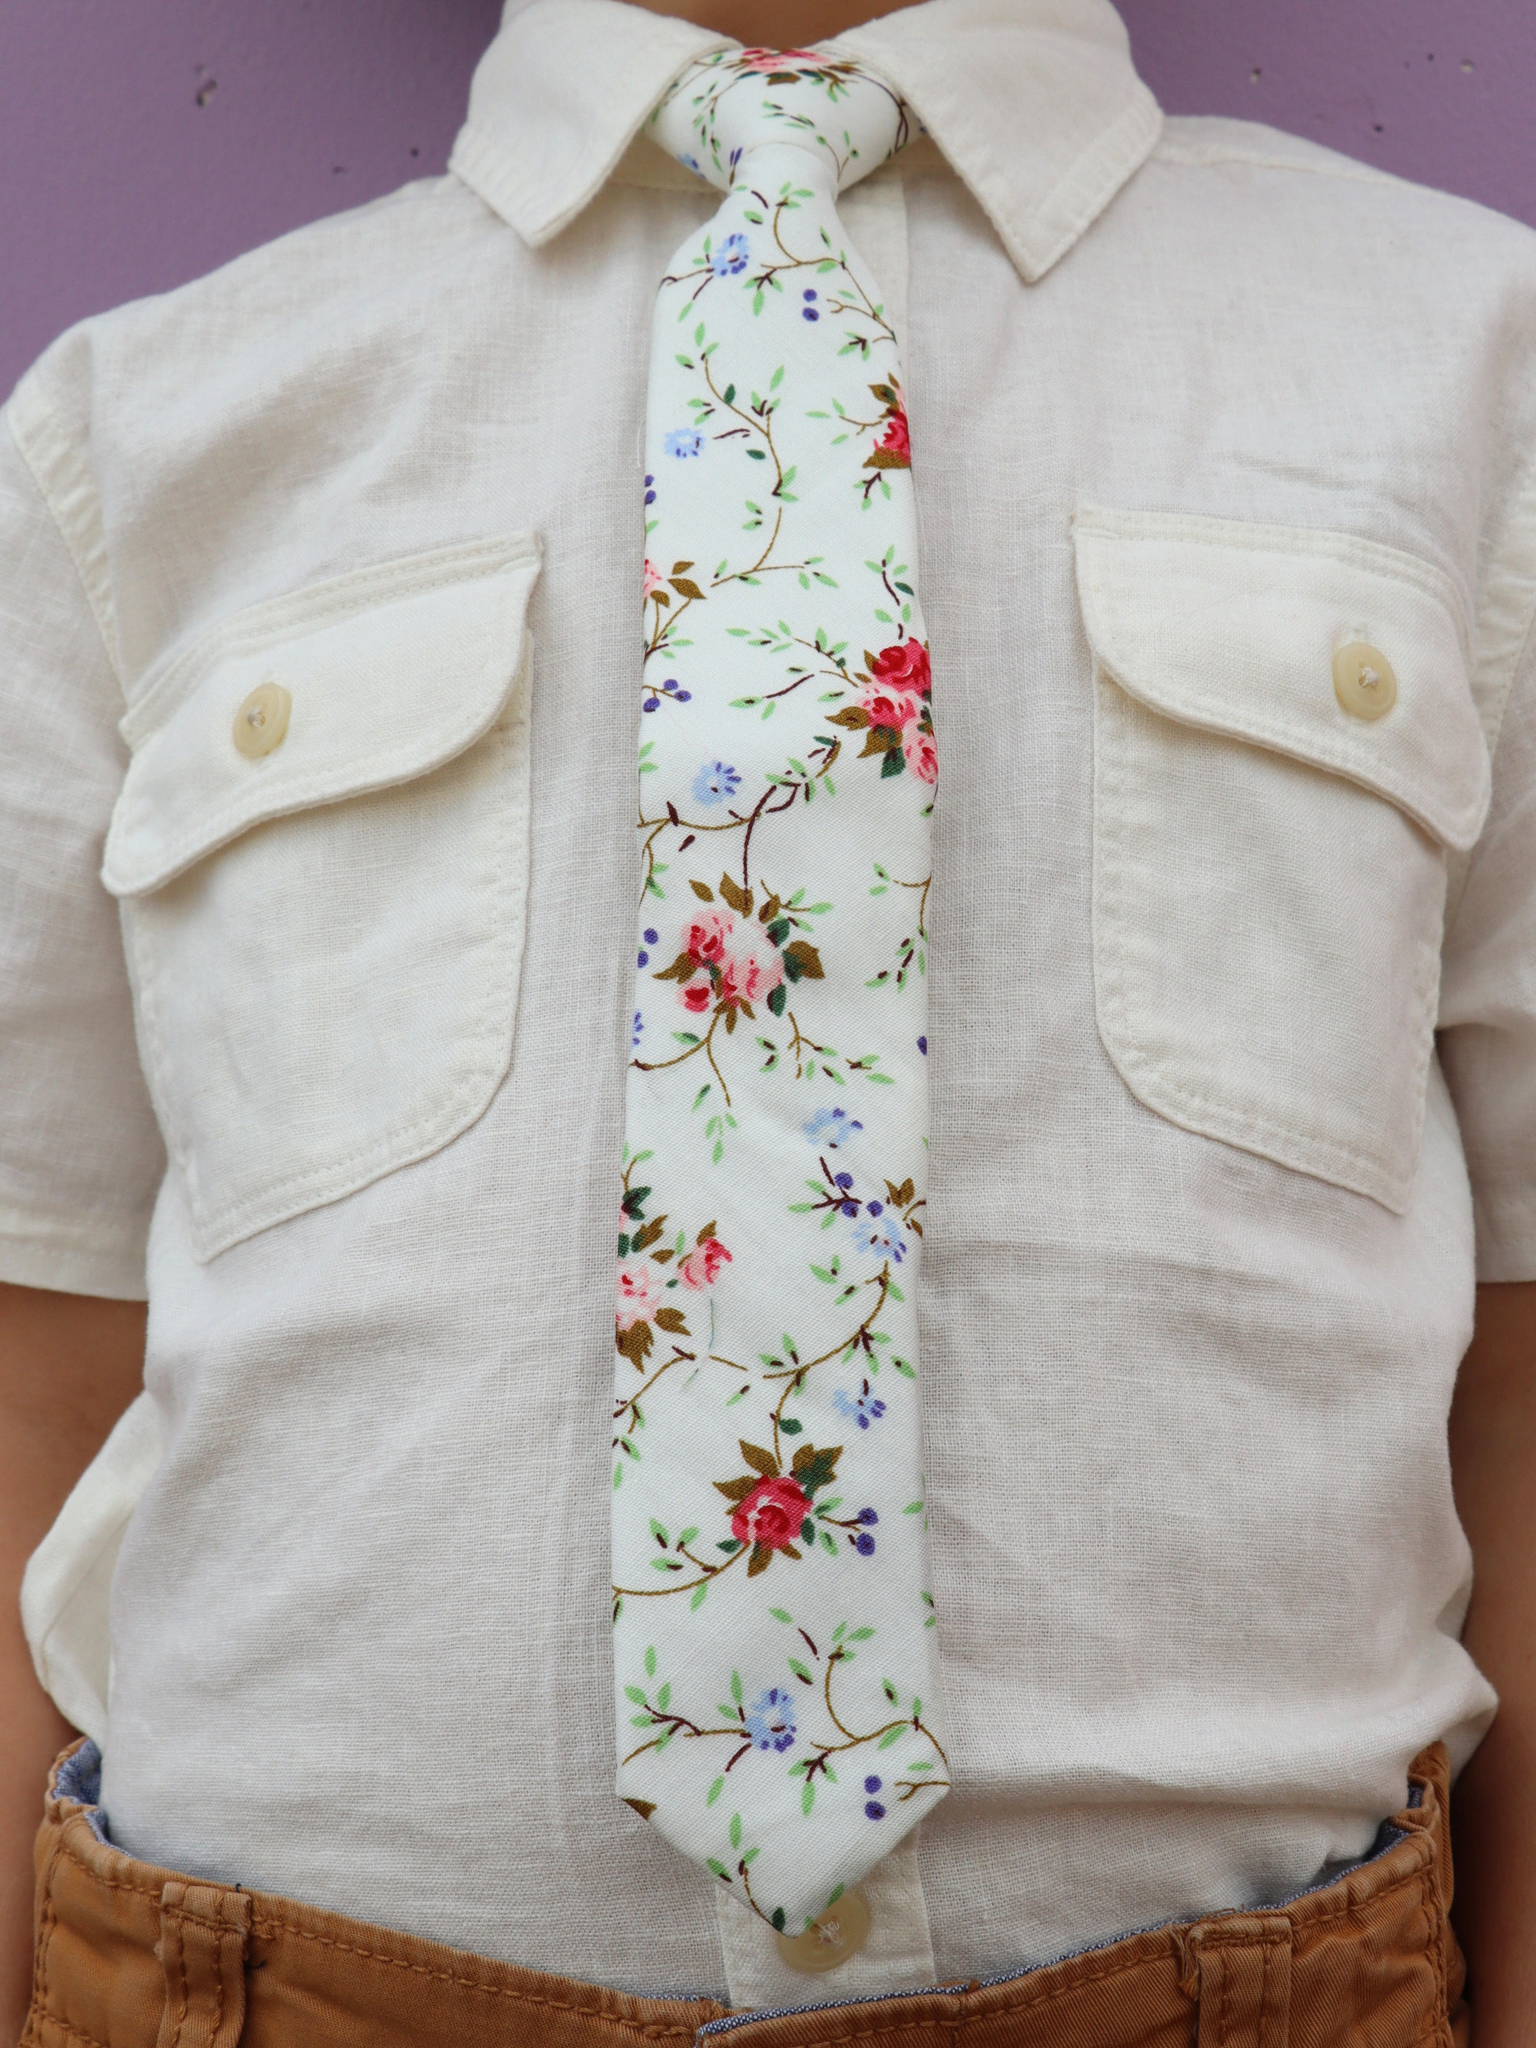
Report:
1074,507,1491,1213
102,533,542,1260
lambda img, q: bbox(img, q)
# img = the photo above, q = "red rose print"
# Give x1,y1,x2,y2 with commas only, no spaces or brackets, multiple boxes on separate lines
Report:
680,976,713,1013
732,1474,810,1551
860,686,920,731
876,408,910,462
868,640,930,699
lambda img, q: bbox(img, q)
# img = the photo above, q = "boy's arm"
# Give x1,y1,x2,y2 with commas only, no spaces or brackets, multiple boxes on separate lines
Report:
0,382,170,2047
1448,1278,1536,2040
0,1281,146,2046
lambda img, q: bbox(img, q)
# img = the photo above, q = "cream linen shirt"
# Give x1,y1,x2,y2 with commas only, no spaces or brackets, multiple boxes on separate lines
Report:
7,0,1536,2010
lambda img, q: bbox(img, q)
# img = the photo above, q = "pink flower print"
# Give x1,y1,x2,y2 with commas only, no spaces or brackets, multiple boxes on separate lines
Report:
680,976,713,1014
732,1474,810,1551
861,642,929,731
719,930,784,1008
860,684,921,731
903,727,939,784
868,639,931,701
683,910,736,964
642,558,664,599
615,1263,657,1332
679,1236,732,1290
739,46,821,70
876,408,910,463
863,397,912,473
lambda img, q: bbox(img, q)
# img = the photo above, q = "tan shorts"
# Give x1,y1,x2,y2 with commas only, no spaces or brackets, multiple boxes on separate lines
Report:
25,1740,1467,2047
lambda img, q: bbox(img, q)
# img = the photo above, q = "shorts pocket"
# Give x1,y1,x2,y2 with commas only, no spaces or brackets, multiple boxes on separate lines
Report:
1074,506,1490,1211
102,532,542,1258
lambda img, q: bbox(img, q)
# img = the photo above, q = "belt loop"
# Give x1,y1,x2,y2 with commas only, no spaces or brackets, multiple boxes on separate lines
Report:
155,1881,253,2048
1189,1915,1292,2048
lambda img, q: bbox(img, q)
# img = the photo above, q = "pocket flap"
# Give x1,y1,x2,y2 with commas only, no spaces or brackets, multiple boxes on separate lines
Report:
103,533,543,898
1073,507,1490,852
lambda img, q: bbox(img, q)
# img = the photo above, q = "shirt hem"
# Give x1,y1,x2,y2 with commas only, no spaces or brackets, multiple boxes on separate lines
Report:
1473,1202,1536,1284
0,1210,149,1301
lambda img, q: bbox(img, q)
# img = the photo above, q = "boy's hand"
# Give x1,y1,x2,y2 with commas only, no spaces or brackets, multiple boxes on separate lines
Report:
1450,1279,1536,2040
0,1281,146,2046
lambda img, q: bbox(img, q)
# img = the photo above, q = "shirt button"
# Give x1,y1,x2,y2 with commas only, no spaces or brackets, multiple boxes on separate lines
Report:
1333,641,1397,721
775,1889,872,1973
233,682,292,759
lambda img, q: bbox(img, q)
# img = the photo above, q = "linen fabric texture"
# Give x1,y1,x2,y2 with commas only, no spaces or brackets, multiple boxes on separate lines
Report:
4,0,1536,2009
613,51,946,1926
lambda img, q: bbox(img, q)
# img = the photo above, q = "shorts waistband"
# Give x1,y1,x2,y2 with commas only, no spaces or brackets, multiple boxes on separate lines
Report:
26,1741,1468,2048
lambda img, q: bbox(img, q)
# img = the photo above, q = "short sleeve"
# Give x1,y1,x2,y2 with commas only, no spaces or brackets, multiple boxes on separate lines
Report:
1440,544,1536,1282
0,386,163,1299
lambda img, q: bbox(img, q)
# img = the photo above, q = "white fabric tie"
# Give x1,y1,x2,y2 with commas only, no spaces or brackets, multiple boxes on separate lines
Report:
611,45,948,1937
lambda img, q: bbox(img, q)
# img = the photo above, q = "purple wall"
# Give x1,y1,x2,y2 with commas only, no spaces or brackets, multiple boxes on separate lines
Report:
2,0,1533,399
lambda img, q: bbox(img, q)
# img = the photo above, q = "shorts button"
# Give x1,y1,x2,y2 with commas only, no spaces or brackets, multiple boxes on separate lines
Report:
775,1889,872,1973
1333,642,1397,721
233,682,292,759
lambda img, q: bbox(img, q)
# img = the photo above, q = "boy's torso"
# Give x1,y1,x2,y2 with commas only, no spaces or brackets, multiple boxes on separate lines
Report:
10,0,1536,2003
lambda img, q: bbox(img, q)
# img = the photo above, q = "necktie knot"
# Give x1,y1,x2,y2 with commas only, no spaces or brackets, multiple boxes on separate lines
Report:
650,47,911,198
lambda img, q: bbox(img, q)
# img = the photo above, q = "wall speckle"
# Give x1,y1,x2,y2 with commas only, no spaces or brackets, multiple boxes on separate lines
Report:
1116,0,1536,227
1,0,1533,396
0,0,502,394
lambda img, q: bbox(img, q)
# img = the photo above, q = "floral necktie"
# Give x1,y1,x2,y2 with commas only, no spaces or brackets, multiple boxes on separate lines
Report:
612,45,947,1939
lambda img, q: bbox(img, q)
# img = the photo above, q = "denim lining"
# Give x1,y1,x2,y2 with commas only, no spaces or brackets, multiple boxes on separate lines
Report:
695,1788,1424,2037
54,1740,110,1846
48,1742,1425,2038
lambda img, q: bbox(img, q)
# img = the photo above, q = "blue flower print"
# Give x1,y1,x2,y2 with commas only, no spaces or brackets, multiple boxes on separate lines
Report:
802,288,820,323
637,927,659,968
833,1386,887,1431
665,428,704,459
849,1213,907,1262
803,1106,863,1151
854,1529,876,1556
632,1009,643,1048
743,1685,797,1753
864,1777,886,1818
711,232,750,278
693,761,741,806
644,472,656,508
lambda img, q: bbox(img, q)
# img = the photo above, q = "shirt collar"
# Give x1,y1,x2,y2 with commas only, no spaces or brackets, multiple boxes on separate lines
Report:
449,0,1161,283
